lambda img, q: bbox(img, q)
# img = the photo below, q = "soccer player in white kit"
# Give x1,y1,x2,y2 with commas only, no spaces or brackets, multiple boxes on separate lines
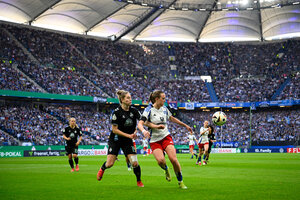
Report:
142,137,148,156
138,90,193,189
188,132,198,159
196,120,210,165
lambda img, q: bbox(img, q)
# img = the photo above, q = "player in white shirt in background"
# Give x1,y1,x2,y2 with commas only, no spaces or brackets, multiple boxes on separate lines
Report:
138,90,193,189
188,132,198,159
142,137,148,156
196,120,210,166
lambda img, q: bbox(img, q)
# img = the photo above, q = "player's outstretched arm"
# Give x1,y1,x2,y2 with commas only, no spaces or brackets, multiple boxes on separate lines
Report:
144,121,165,129
137,120,150,138
169,116,192,133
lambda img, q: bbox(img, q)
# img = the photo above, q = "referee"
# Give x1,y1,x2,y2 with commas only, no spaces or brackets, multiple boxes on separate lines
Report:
97,90,144,187
63,117,82,172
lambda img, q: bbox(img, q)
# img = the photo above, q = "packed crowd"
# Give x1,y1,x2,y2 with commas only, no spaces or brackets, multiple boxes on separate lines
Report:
183,108,299,144
0,62,41,92
251,110,299,142
183,111,250,146
0,23,299,103
0,103,114,146
44,104,111,144
0,129,19,146
0,101,298,146
0,104,65,145
277,73,300,100
18,63,106,97
214,78,282,102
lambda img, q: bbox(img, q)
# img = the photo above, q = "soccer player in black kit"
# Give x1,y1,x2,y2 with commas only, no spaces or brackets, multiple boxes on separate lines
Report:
206,125,216,163
63,117,82,172
97,90,144,187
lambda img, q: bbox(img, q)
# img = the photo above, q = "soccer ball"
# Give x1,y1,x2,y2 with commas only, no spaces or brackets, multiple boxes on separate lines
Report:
212,111,227,126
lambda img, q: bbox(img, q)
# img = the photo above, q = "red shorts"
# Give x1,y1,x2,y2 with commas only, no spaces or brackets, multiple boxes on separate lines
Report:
150,135,174,151
198,143,209,149
189,145,195,150
133,142,136,149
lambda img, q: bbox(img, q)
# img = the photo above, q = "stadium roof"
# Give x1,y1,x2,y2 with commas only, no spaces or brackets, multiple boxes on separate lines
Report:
0,0,299,42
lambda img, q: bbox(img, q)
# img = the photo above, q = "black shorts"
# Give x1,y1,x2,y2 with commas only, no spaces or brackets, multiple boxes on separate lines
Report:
65,146,78,155
107,140,136,156
208,143,212,153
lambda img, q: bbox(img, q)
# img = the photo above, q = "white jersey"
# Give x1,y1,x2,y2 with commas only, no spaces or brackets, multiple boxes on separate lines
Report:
199,127,209,144
142,139,148,147
141,105,172,143
188,135,197,146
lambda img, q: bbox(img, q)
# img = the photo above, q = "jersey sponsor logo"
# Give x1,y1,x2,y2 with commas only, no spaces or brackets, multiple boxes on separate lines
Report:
70,133,75,138
112,114,117,120
124,118,133,127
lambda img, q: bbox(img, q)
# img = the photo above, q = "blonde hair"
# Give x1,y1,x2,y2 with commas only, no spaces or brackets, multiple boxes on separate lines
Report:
149,90,164,104
116,90,129,104
69,117,78,128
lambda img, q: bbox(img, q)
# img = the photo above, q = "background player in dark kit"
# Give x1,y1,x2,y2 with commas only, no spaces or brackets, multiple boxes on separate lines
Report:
63,117,82,172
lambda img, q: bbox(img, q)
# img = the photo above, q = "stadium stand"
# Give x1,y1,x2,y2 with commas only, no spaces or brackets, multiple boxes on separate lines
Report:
0,23,299,146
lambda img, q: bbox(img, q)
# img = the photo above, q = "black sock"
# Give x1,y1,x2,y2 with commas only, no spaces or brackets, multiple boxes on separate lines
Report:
160,164,168,171
133,165,141,182
176,171,183,182
74,157,79,165
101,161,107,171
69,159,74,169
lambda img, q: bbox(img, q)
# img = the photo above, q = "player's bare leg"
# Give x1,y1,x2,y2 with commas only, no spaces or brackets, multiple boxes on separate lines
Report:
152,148,171,181
73,154,79,171
97,155,116,181
165,145,187,189
203,144,209,165
127,154,144,187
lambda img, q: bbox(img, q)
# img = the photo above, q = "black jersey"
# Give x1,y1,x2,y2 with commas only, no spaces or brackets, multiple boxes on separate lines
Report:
63,126,82,147
208,133,216,145
109,106,141,143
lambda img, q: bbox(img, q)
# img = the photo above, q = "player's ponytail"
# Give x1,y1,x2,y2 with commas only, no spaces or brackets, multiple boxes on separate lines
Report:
208,125,214,134
149,90,164,104
116,90,129,104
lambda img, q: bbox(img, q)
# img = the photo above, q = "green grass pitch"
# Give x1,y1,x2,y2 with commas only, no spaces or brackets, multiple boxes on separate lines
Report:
0,153,299,200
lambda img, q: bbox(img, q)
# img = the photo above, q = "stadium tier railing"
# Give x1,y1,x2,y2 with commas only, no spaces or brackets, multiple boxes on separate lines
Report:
0,90,299,108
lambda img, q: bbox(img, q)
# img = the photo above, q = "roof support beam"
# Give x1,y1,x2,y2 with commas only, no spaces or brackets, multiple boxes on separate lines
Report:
114,7,158,42
132,0,178,40
258,1,264,41
196,0,217,42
